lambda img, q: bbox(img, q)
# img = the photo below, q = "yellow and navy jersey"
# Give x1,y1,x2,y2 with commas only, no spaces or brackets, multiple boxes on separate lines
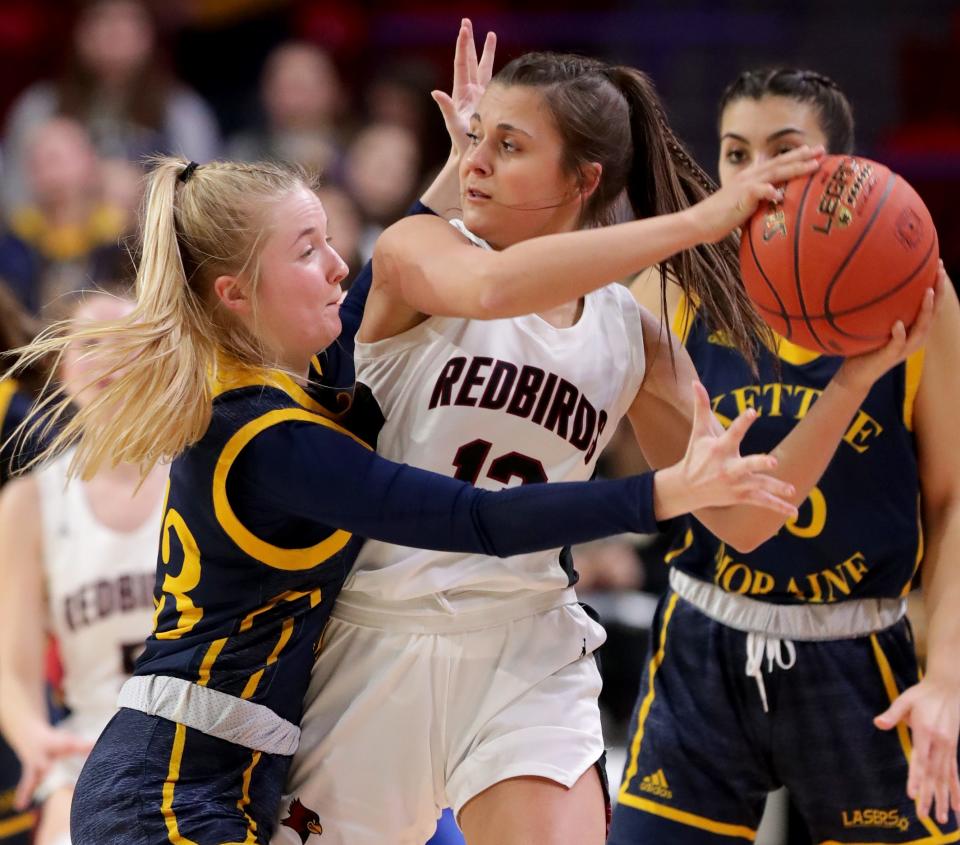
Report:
135,369,373,725
0,377,43,487
665,296,923,604
135,363,665,724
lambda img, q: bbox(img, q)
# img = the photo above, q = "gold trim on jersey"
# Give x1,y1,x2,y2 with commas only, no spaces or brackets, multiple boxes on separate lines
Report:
0,809,35,838
671,295,696,345
620,594,680,798
197,637,228,687
211,363,330,416
870,634,944,841
161,723,199,845
900,496,925,599
241,617,294,700
0,378,20,430
673,294,824,365
213,408,370,571
821,829,960,845
236,751,262,844
664,528,693,565
618,794,757,841
621,603,760,845
903,349,925,432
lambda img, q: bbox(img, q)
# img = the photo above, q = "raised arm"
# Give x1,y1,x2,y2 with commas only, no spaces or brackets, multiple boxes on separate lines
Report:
0,476,92,810
873,277,960,825
360,147,820,343
231,409,796,557
626,279,938,552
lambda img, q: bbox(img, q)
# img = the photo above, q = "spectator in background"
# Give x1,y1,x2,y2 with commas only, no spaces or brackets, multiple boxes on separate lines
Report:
0,277,54,845
0,289,167,845
316,185,363,287
228,41,348,174
0,118,129,313
2,0,219,212
342,122,420,261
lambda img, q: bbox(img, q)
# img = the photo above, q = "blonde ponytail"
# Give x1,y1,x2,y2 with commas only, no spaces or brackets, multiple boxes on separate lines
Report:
4,156,311,480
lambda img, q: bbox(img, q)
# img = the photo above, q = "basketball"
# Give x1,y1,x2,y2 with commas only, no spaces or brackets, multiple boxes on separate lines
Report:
740,154,939,356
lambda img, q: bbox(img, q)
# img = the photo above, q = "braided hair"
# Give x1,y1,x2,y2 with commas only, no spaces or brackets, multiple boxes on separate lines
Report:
718,68,855,155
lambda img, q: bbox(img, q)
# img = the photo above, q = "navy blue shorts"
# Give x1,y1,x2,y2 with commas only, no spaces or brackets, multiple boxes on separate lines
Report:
609,591,960,844
0,733,34,844
71,708,290,845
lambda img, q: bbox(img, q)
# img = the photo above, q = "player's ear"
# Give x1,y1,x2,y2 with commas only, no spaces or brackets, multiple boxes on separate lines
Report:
578,162,603,201
213,274,251,315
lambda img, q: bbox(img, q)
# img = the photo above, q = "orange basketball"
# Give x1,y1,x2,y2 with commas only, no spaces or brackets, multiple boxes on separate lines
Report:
740,154,939,356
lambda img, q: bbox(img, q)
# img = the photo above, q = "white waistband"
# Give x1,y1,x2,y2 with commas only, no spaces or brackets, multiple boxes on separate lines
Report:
118,675,300,756
332,587,578,633
669,568,907,641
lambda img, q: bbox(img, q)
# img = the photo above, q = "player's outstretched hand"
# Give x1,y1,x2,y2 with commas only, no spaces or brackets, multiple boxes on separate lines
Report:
652,381,798,521
834,262,944,392
431,18,496,155
13,723,94,810
875,676,960,825
687,145,823,244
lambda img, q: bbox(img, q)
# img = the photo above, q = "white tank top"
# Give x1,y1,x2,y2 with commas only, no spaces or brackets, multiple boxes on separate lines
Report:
345,221,646,614
38,451,162,739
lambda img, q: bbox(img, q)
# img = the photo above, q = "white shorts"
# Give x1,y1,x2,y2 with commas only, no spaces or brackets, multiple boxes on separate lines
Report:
271,596,607,845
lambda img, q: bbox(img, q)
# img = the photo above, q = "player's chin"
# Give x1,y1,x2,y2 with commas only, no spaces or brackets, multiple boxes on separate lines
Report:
315,312,342,350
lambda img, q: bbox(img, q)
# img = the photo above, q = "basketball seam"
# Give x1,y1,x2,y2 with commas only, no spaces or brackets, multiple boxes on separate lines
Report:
827,234,938,340
822,172,897,336
747,218,791,340
792,169,825,351
751,231,936,322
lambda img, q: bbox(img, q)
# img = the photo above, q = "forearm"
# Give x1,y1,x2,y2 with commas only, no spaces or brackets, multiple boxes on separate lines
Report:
695,377,870,550
0,649,49,746
248,424,661,556
477,212,703,318
920,499,960,688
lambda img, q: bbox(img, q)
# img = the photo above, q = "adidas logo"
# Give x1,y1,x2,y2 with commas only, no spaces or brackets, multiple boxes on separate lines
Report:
640,769,673,800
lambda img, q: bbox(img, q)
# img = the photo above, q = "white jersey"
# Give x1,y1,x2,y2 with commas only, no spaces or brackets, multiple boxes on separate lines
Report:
346,223,646,613
38,451,161,740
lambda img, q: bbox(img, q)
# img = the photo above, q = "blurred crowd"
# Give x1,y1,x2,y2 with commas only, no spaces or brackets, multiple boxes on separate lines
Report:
0,0,950,740
0,0,441,319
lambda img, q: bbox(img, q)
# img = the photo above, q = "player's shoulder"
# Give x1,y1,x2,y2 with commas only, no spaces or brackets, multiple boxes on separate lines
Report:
378,212,469,256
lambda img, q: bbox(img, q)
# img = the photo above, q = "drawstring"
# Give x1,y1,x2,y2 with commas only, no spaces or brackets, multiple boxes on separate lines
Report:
745,632,797,713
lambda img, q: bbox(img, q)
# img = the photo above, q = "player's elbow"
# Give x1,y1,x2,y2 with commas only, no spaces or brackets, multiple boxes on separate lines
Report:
472,263,521,320
714,526,770,554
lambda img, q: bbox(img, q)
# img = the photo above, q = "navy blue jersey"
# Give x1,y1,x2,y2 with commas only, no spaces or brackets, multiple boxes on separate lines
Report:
665,297,923,604
135,365,661,725
0,378,42,486
134,370,370,725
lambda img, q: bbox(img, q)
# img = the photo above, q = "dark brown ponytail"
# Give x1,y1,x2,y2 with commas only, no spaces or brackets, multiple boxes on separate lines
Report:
495,53,771,365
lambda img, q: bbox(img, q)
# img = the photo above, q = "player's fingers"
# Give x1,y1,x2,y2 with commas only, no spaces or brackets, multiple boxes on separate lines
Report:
463,19,480,85
910,731,931,806
934,749,952,824
54,730,94,758
13,764,38,811
478,31,497,85
734,469,794,501
737,489,798,516
752,144,824,178
903,288,936,353
731,453,780,478
949,755,960,814
688,380,715,439
875,691,913,730
718,405,758,451
452,20,471,91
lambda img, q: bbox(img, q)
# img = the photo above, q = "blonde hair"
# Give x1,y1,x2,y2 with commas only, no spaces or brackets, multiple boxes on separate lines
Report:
5,156,314,480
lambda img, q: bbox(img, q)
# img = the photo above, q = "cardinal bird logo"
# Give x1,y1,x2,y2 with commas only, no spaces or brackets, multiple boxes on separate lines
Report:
280,798,323,841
